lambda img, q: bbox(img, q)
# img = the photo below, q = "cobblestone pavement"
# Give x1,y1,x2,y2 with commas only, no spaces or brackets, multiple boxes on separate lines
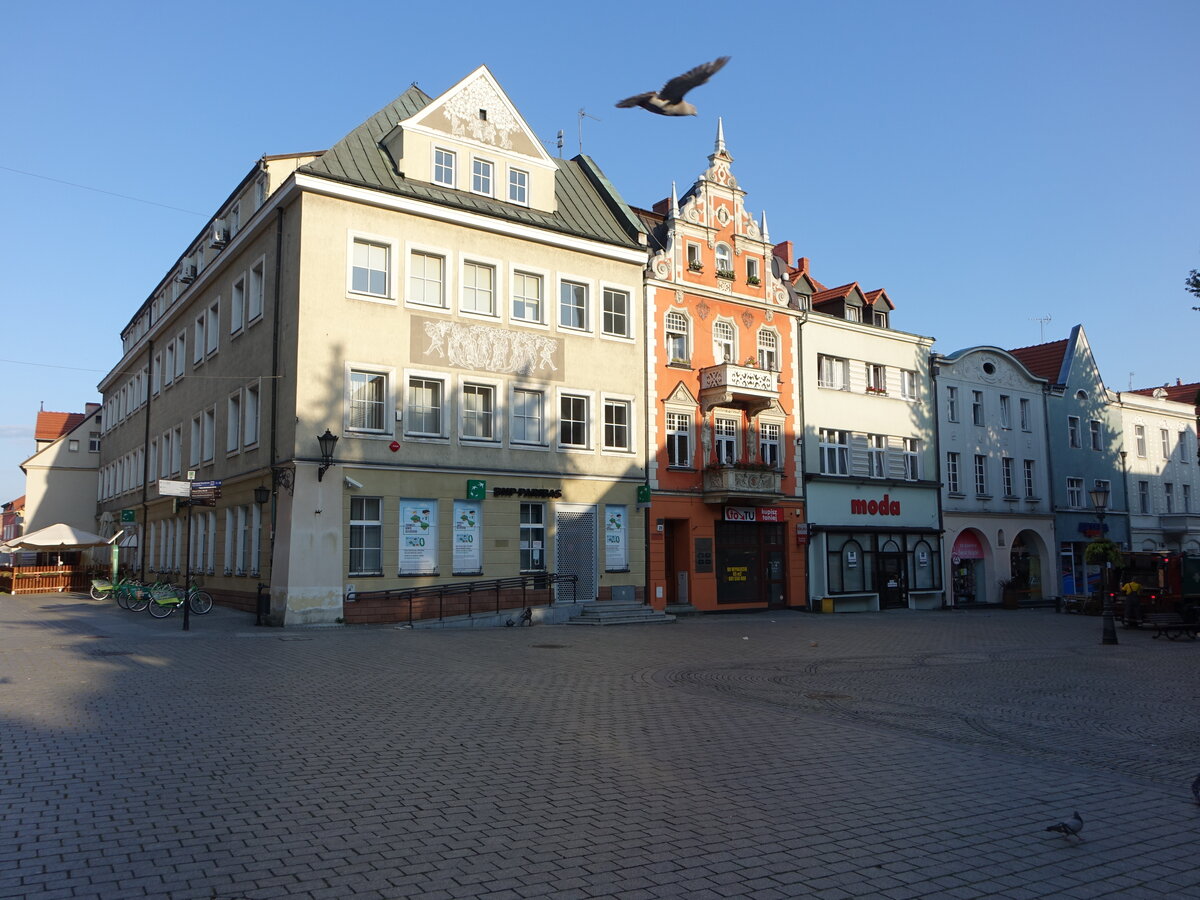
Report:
2,593,1198,900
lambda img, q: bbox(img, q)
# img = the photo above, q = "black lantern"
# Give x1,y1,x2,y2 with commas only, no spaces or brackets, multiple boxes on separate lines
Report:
253,485,270,505
317,429,339,482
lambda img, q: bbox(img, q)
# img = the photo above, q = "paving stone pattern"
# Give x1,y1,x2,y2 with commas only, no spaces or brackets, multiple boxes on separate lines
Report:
1,594,1198,899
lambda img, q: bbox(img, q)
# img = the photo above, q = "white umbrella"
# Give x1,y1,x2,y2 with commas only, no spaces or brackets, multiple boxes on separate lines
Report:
0,523,114,551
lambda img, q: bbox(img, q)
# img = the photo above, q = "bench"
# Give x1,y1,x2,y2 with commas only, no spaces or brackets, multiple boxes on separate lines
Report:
1144,613,1199,640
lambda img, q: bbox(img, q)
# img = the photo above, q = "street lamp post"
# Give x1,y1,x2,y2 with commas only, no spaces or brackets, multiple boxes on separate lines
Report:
1089,486,1118,645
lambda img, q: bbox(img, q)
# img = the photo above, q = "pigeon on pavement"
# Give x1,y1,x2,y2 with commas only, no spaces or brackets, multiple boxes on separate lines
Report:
616,57,730,117
1046,811,1084,839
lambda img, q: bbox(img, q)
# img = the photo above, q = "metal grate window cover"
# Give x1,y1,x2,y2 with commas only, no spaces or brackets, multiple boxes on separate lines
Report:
555,506,597,603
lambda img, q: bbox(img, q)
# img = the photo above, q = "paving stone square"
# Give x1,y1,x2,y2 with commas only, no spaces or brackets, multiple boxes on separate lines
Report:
1,593,1197,899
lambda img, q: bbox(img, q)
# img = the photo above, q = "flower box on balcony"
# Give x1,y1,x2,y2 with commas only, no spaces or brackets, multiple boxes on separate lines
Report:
688,261,703,272
865,386,888,395
716,268,736,280
746,275,761,285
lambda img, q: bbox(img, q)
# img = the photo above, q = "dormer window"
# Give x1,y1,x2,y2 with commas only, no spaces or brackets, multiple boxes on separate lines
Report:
845,305,862,322
715,243,733,277
873,310,888,328
746,257,760,284
508,168,528,205
687,243,702,271
472,159,493,196
433,148,456,187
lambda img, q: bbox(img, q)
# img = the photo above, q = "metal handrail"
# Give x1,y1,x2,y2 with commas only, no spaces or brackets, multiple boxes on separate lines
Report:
346,573,577,625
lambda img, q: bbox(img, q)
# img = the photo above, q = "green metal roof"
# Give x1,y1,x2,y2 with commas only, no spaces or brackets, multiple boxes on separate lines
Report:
299,86,644,249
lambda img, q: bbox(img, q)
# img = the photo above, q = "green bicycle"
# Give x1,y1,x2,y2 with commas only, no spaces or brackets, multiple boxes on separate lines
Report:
146,582,214,618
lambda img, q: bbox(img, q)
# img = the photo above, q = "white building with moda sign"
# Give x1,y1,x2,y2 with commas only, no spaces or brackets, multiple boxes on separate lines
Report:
933,346,1056,606
790,267,943,612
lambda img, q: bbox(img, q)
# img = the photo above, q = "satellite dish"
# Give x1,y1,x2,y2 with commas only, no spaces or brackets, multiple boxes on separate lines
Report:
770,255,800,309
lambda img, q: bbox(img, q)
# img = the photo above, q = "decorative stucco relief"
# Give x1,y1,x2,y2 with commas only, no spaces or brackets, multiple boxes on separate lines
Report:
442,77,519,149
415,317,562,379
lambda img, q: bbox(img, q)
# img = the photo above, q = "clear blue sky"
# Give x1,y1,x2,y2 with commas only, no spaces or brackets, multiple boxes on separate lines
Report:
2,0,1197,505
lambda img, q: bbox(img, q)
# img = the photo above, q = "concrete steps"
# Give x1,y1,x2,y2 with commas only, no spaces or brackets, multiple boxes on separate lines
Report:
567,600,676,626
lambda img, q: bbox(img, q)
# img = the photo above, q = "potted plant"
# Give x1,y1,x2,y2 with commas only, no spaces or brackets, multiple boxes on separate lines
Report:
688,260,703,272
746,274,761,286
716,268,735,280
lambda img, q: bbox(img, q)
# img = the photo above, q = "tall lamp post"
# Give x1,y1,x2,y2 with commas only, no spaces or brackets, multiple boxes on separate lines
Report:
1089,485,1118,645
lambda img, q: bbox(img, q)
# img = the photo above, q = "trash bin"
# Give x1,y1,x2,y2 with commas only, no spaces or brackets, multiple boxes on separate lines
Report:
821,597,835,614
256,583,270,626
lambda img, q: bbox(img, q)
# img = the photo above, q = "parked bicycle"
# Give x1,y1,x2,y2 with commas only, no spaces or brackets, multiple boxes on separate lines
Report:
145,581,214,618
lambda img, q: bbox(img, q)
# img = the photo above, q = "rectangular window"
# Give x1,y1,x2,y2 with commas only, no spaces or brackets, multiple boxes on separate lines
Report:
227,393,241,453
433,148,455,187
171,425,182,474
1067,476,1084,508
231,276,245,333
193,314,206,364
972,391,984,426
202,408,215,462
511,389,544,444
1138,480,1150,514
407,377,444,436
714,417,739,465
249,259,265,322
1067,416,1081,448
947,386,959,422
189,416,201,467
349,371,387,432
819,429,848,476
1180,429,1191,464
559,280,588,330
461,262,495,315
666,312,689,364
1002,457,1014,497
817,355,848,390
602,288,630,337
519,502,545,572
351,239,389,297
206,301,219,354
1023,459,1036,498
666,412,691,467
999,395,1011,429
462,383,495,440
946,452,960,493
903,439,919,481
867,434,887,477
1165,482,1174,513
845,305,861,322
349,497,383,576
471,158,493,195
508,168,528,205
1183,483,1192,512
759,422,781,468
900,369,917,400
409,251,445,307
1161,428,1171,458
974,454,988,495
1089,420,1102,451
1135,424,1147,457
1020,397,1032,431
244,383,260,447
512,271,543,322
686,243,702,268
757,331,778,372
866,364,887,394
559,394,589,448
603,399,631,451
712,320,735,364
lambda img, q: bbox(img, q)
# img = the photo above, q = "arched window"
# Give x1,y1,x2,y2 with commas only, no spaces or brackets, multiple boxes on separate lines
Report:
715,243,732,274
665,311,690,364
713,320,736,363
757,329,778,371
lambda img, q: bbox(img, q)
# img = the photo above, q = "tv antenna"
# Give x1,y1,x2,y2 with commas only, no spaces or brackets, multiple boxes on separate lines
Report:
1031,314,1052,341
1128,372,1135,390
578,108,601,155
541,130,564,157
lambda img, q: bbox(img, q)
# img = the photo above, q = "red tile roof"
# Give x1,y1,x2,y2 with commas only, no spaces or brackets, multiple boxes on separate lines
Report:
1129,382,1200,406
34,411,86,442
1008,340,1069,382
863,289,894,310
811,282,859,306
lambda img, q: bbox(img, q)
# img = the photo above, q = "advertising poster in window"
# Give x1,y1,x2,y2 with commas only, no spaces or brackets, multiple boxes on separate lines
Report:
399,499,438,574
452,500,482,574
605,504,627,571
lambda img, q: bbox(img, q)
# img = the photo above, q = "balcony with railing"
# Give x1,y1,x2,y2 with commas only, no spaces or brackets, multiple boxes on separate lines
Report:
699,362,780,415
702,464,783,502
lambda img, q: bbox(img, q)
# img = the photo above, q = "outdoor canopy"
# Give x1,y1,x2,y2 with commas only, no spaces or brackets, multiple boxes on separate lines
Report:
0,523,116,551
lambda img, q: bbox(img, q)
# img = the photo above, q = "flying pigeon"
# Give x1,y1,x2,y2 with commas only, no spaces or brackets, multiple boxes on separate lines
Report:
1045,811,1084,839
616,57,730,117
1192,773,1200,805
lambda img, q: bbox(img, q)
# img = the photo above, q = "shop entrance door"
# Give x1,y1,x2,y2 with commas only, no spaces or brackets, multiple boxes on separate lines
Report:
877,553,908,609
714,521,785,605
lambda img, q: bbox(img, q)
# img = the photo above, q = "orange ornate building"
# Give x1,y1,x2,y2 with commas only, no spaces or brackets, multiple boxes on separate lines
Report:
637,123,807,612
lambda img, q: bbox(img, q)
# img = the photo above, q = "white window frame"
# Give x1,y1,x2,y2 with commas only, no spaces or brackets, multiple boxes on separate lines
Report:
819,428,848,476
471,157,494,196
202,407,215,463
714,415,739,465
226,391,242,455
511,268,546,325
1160,428,1171,459
405,371,448,440
206,300,219,355
714,243,732,274
757,329,778,372
460,379,500,443
189,416,201,468
508,167,529,205
665,311,690,364
866,364,887,395
972,391,984,426
899,369,917,400
349,496,384,577
243,381,260,448
1002,456,1015,497
406,243,450,309
601,285,632,339
999,395,1011,429
231,273,245,333
601,395,635,453
946,385,958,422
974,454,988,495
510,386,546,447
347,232,394,302
867,434,887,477
1068,416,1081,449
193,313,206,365
665,409,694,469
433,147,456,187
712,319,736,364
759,419,782,468
557,390,593,450
946,452,960,494
1023,459,1036,498
345,364,395,437
1089,420,1102,451
558,278,591,332
248,256,266,323
817,355,849,391
1135,423,1147,457
460,258,498,317
1066,476,1084,508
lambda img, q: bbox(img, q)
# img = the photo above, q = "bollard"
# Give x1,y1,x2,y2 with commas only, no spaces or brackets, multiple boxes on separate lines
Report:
256,583,270,627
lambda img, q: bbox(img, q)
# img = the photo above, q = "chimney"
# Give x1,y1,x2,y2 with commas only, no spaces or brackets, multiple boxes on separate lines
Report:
651,197,671,216
796,257,810,275
772,240,794,266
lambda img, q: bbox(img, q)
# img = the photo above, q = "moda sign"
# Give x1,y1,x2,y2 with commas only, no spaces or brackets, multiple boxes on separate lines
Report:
850,493,902,516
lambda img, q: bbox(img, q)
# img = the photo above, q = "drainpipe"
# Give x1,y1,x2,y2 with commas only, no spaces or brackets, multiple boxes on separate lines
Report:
1041,383,1059,589
795,311,812,609
265,204,285,608
138,337,154,581
929,353,947,607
